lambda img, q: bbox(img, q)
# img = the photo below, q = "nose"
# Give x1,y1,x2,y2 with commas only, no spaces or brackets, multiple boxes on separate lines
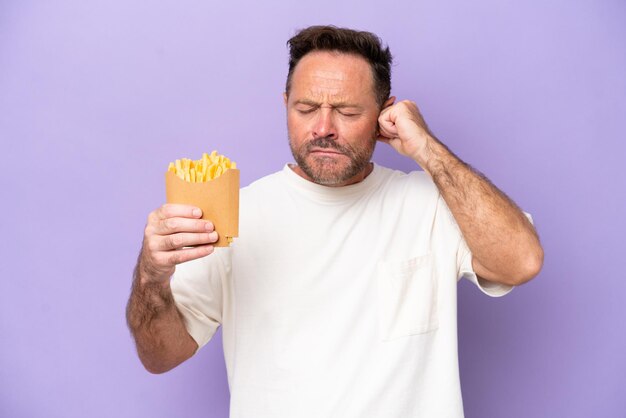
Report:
312,107,337,140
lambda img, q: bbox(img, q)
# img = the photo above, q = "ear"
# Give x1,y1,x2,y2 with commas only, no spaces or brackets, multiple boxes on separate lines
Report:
283,92,288,107
382,96,396,109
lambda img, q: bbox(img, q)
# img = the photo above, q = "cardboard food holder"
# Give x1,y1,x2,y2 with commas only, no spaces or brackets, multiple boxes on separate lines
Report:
165,168,239,247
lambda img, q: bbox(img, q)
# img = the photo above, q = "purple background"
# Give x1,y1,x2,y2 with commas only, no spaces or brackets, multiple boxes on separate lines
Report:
1,1,625,417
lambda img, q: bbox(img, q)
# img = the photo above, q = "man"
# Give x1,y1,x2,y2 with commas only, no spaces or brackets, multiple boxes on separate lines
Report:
127,26,543,417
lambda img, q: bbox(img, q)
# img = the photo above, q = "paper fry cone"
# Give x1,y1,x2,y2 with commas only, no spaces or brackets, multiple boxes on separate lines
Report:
165,168,239,247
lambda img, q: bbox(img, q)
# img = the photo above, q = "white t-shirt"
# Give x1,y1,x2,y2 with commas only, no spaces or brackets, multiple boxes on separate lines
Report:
171,163,516,418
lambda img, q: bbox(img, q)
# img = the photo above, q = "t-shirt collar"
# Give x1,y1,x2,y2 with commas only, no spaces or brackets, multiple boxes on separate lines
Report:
281,162,382,203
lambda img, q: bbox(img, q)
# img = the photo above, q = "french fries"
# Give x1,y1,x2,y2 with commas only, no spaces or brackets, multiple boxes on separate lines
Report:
167,151,237,182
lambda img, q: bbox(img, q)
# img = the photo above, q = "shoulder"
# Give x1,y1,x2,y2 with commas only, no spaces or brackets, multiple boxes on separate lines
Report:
241,168,285,198
374,164,439,197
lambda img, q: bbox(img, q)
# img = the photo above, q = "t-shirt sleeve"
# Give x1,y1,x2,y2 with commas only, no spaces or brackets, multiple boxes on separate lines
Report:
458,237,513,297
169,248,230,350
458,211,535,297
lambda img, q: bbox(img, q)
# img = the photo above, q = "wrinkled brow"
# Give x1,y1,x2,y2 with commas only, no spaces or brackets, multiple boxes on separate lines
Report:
294,99,364,109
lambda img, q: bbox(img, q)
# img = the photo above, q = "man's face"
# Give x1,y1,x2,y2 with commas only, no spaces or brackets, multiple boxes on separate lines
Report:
284,51,385,186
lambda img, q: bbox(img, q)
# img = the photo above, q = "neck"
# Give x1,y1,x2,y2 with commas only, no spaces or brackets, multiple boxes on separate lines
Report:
289,162,374,187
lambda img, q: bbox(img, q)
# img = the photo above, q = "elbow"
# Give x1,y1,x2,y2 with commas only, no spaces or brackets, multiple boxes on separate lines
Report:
479,244,544,287
140,356,177,375
145,365,172,375
510,245,544,286
136,347,182,374
136,340,197,374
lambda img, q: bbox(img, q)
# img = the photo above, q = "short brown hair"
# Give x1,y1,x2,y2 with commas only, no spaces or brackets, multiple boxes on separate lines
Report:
286,25,393,107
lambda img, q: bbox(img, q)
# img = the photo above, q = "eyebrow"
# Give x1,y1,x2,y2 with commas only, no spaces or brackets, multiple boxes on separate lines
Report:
294,99,364,109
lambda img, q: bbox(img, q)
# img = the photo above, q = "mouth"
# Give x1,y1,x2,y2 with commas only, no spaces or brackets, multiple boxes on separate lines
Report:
309,148,345,156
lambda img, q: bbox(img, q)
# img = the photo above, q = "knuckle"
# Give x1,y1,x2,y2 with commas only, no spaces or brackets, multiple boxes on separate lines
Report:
168,252,181,265
166,234,179,249
173,234,185,247
164,218,177,230
160,204,173,218
144,224,155,237
146,237,160,252
153,253,167,267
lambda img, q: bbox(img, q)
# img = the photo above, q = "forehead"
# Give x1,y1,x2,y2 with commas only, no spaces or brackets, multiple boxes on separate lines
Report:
289,51,376,103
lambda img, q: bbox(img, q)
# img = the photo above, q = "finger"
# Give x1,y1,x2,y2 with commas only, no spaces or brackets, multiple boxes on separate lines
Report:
377,119,397,139
157,231,219,251
153,217,214,235
377,110,391,130
154,245,215,267
156,203,203,221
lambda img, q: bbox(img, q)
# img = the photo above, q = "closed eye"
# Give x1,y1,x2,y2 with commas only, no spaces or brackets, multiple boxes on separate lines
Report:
296,107,317,114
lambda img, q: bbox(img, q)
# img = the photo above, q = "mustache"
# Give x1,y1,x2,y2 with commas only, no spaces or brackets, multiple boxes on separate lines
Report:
305,136,349,154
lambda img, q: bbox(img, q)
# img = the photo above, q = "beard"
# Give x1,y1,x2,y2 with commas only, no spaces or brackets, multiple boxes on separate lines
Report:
289,132,377,186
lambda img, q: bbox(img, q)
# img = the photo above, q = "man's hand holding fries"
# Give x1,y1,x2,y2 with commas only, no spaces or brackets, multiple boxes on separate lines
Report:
126,150,238,374
138,204,218,287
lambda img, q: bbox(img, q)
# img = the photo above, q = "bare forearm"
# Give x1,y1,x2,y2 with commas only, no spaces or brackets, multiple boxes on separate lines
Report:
126,260,198,373
375,100,542,284
419,136,543,285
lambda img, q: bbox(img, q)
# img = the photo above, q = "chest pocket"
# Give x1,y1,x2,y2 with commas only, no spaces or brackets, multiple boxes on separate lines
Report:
376,253,439,341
